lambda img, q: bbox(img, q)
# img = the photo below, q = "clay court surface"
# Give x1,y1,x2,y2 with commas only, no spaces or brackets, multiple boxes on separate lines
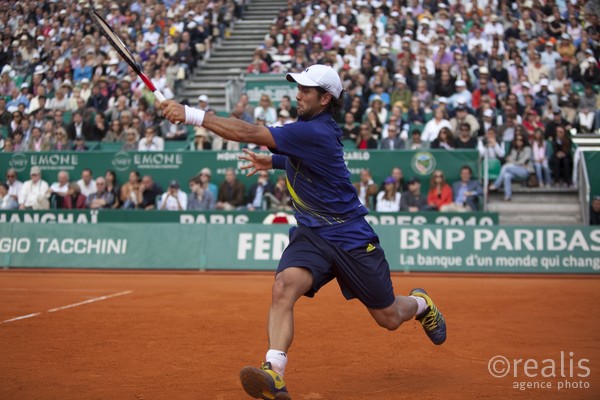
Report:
0,270,599,400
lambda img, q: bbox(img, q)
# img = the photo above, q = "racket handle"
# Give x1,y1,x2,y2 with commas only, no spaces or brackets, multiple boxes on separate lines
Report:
154,90,180,125
153,90,166,103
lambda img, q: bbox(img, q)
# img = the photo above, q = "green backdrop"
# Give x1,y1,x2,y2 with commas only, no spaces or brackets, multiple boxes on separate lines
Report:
244,74,297,107
2,149,479,194
584,151,600,199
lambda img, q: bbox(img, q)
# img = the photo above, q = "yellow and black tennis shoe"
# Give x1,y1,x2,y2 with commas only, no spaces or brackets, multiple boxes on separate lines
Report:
240,362,291,399
410,288,447,345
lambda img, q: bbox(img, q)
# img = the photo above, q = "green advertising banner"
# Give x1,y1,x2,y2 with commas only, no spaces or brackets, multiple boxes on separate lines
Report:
206,225,287,269
0,210,498,226
1,224,598,273
2,150,479,195
379,226,600,273
3,151,241,192
0,223,207,269
206,225,600,273
244,74,297,107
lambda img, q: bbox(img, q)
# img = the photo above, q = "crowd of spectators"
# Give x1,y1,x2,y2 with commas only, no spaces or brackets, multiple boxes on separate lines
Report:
0,0,246,152
1,162,484,219
0,0,597,153
242,0,600,190
1,165,293,212
354,165,483,213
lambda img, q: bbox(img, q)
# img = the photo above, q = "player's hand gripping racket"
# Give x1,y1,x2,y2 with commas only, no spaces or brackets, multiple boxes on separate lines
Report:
89,8,167,103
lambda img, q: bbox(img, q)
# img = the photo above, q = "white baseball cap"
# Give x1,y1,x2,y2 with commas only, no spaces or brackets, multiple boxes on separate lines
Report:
394,74,406,84
286,64,342,98
198,94,208,102
33,65,45,75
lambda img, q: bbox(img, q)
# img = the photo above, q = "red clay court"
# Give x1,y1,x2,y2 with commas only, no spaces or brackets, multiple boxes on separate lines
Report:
1,270,599,399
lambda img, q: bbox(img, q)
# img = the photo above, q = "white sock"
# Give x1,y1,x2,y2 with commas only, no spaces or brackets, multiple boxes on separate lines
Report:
410,296,428,316
266,349,288,376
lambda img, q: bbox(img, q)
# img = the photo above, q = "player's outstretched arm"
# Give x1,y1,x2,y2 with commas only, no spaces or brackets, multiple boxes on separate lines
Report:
161,100,276,148
239,149,273,177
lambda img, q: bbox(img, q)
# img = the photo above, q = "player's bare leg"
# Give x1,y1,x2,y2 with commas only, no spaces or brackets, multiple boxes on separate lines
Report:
369,290,447,345
240,267,313,399
268,267,313,352
368,295,418,330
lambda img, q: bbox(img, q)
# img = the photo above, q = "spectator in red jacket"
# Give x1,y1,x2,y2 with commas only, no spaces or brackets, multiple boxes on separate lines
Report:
427,170,453,211
472,73,496,111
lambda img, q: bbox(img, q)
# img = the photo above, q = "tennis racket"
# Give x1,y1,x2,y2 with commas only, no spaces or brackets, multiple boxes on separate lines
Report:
89,8,167,102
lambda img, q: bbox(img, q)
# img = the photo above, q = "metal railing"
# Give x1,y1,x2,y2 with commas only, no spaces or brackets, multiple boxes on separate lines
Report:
578,152,591,225
224,76,245,113
482,152,489,211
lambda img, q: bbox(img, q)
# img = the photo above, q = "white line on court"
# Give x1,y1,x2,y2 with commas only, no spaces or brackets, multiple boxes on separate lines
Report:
0,290,132,324
47,290,132,313
0,288,122,292
0,312,42,323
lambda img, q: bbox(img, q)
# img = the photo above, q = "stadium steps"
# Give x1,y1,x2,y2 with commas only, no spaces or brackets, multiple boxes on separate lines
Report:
178,0,286,112
487,188,582,225
242,5,282,20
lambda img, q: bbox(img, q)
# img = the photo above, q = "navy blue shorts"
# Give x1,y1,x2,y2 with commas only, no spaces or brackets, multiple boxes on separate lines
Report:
277,226,395,309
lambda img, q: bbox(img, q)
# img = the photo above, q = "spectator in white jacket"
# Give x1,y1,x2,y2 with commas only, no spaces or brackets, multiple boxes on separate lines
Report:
5,168,22,204
138,126,164,151
18,166,49,210
421,107,452,143
478,127,505,160
160,180,188,211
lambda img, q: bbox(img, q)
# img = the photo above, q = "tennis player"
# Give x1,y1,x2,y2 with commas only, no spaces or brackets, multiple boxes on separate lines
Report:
161,64,446,400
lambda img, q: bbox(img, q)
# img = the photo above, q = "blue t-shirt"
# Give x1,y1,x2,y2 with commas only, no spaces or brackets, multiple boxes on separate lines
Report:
269,112,377,250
